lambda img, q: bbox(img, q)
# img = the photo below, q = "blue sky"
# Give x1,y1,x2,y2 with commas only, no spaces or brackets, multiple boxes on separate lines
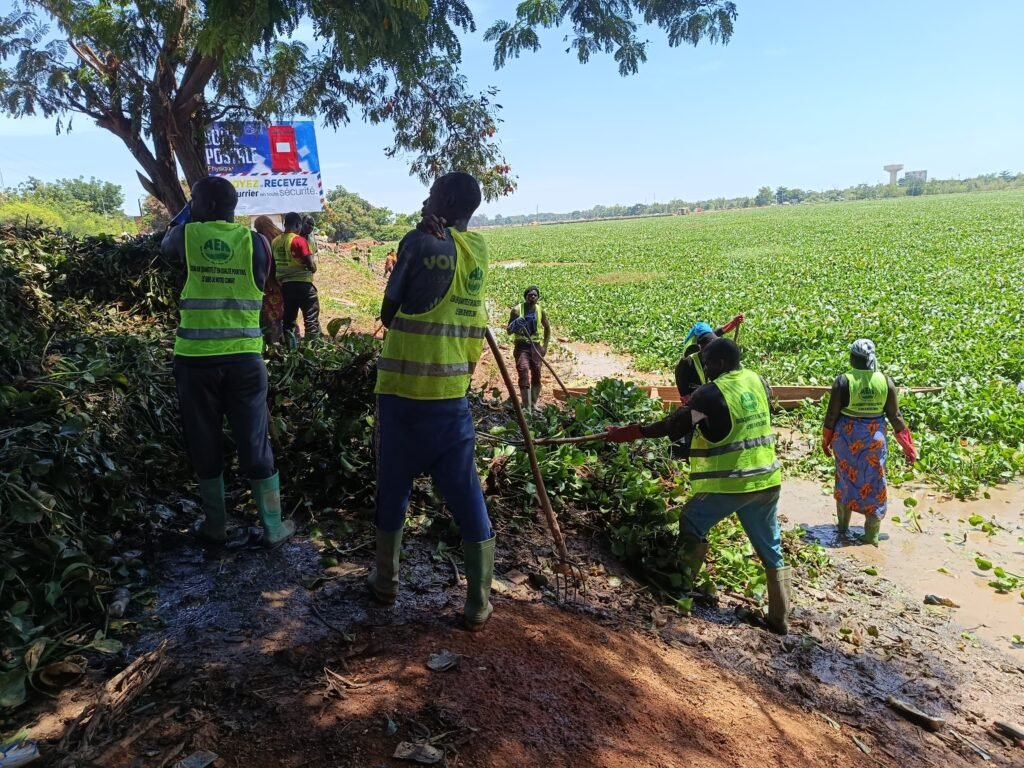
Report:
1,1,1021,217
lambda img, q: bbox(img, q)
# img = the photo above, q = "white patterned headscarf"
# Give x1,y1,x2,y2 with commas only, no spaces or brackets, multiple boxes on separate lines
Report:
850,338,877,371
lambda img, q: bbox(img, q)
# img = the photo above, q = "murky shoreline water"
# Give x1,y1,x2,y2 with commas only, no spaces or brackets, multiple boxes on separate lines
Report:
780,477,1024,648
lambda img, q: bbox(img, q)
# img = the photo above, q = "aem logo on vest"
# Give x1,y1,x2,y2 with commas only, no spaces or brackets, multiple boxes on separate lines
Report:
201,238,232,264
739,391,759,413
467,267,484,296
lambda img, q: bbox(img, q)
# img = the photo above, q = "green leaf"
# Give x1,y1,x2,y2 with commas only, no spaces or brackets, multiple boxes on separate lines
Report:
326,317,352,339
24,639,46,674
44,580,62,606
10,499,43,524
903,497,918,508
90,637,123,654
863,567,878,576
0,668,28,708
975,556,993,571
968,514,985,526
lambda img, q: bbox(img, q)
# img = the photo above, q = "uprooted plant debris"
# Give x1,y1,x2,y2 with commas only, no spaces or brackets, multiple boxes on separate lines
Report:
0,226,379,710
1,225,836,713
3,227,1022,768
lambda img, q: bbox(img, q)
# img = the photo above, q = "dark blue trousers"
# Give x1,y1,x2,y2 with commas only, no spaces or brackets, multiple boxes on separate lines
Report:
173,357,275,481
374,395,492,543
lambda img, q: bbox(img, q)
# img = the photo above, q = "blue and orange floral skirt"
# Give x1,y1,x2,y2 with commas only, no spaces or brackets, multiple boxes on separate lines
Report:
833,415,888,518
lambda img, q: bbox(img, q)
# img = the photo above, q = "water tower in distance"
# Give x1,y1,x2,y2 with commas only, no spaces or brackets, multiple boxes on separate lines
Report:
883,164,904,186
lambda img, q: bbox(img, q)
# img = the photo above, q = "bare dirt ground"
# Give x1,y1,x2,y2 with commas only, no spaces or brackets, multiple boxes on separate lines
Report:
20,250,1021,767
20,486,1024,768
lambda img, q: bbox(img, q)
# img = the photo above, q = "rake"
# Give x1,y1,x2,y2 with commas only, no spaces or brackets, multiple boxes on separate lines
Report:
484,328,586,598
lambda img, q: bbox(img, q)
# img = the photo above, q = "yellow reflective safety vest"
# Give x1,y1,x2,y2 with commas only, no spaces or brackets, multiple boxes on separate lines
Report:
272,232,313,283
688,351,707,386
174,221,263,358
689,369,781,494
842,369,888,418
511,302,545,344
375,229,489,399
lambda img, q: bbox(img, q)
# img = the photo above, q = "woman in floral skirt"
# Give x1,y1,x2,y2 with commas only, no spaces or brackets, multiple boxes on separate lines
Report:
821,339,918,545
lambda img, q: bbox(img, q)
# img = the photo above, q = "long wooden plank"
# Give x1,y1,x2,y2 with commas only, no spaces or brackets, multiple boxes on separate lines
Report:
553,384,942,411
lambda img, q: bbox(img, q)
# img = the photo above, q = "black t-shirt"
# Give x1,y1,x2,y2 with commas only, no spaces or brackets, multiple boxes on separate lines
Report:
384,229,457,314
673,328,727,398
674,356,703,398
642,375,773,444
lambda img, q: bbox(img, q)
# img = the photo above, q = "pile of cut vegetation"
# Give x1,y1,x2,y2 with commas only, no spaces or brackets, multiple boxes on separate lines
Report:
0,227,379,709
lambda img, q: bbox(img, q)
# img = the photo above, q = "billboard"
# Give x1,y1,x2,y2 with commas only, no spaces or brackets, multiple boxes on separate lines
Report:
206,121,324,214
905,170,928,182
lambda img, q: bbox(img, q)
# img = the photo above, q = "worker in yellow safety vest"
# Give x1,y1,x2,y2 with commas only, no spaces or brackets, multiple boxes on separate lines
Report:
369,172,495,631
822,339,918,545
272,212,320,341
603,338,791,634
507,285,551,409
161,177,295,547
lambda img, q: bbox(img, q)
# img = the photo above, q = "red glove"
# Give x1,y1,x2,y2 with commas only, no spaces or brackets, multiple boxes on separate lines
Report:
720,312,745,334
894,429,918,464
605,425,644,443
822,427,835,458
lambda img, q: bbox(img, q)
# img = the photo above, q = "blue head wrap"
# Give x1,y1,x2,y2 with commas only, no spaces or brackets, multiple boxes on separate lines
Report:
684,322,714,348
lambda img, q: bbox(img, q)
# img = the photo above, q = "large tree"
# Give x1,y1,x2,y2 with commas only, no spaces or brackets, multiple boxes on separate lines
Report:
0,1,738,213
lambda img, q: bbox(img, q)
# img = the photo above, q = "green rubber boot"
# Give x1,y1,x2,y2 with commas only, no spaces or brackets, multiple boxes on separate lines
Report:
765,566,793,635
368,528,403,604
679,531,710,586
860,515,881,546
196,475,227,543
520,386,532,412
251,472,295,547
836,503,852,536
462,537,495,631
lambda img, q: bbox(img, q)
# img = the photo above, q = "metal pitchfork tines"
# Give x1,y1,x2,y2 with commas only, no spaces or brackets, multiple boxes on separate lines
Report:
484,328,587,600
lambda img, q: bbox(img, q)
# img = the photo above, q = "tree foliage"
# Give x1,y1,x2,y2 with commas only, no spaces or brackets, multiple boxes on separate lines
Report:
0,1,740,213
486,0,737,75
0,175,134,234
315,186,414,243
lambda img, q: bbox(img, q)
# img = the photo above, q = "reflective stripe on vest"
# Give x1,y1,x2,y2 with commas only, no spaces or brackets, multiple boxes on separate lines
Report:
511,303,544,344
375,228,489,400
272,232,313,283
689,369,781,494
841,370,888,418
174,221,263,358
390,317,486,339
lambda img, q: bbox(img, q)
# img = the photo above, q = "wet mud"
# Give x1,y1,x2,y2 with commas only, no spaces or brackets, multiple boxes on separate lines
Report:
780,478,1024,648
21,498,1024,768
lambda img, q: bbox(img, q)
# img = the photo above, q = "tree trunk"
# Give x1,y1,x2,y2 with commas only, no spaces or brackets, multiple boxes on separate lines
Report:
99,112,187,214
173,112,210,189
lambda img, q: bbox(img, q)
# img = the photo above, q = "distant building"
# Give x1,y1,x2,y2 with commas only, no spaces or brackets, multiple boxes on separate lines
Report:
905,170,928,182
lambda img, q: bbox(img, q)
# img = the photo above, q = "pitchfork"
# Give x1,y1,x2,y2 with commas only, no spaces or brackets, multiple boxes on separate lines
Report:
484,328,586,599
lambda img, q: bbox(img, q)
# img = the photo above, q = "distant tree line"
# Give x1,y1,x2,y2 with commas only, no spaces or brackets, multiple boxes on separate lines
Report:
0,176,136,235
470,171,1024,227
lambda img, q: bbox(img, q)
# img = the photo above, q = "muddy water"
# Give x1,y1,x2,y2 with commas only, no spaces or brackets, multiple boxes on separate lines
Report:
560,341,662,386
779,477,1024,648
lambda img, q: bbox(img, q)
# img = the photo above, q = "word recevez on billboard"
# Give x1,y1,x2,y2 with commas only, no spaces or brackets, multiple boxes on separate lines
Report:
206,122,324,215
